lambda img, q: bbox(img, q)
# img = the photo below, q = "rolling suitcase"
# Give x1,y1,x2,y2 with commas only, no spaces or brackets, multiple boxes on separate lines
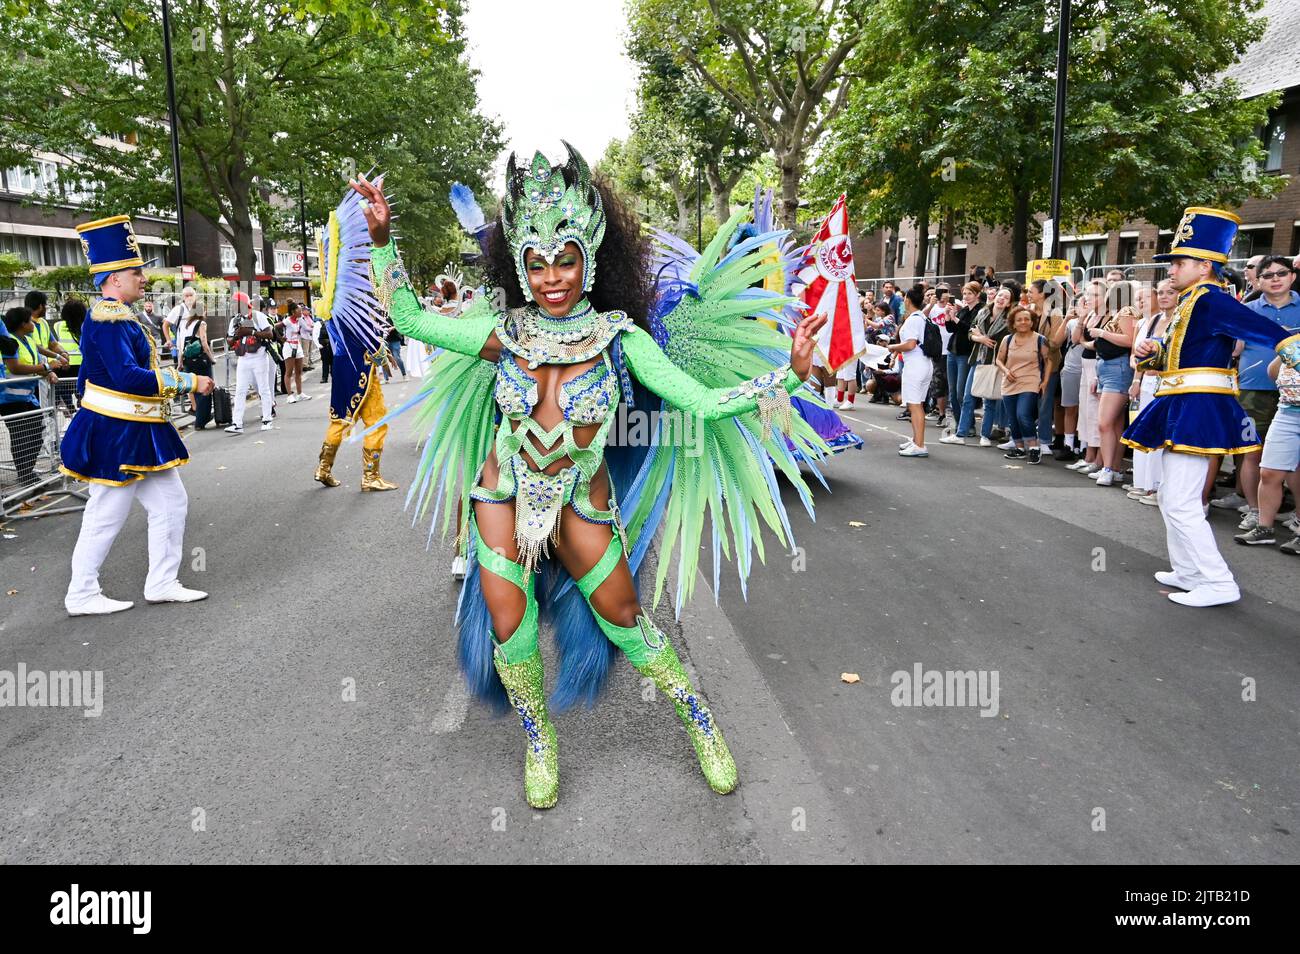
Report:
212,385,232,427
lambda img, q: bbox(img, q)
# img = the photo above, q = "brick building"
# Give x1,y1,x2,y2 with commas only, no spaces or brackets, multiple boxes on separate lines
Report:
851,0,1300,281
0,143,317,290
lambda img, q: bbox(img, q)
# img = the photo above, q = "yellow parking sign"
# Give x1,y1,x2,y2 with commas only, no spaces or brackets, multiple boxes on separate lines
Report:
1028,259,1071,280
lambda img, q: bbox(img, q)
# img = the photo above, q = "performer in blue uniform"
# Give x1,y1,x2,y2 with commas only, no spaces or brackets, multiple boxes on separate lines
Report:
1123,207,1300,607
61,215,216,616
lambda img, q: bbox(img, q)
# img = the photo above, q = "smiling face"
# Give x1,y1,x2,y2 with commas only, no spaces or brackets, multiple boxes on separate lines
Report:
524,242,584,316
993,288,1012,310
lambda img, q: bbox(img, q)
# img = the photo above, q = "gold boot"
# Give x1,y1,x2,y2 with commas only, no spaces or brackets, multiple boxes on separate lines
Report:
360,447,398,492
314,442,341,487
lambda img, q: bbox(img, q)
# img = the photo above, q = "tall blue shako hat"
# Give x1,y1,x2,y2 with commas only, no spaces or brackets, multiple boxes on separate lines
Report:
1153,206,1241,264
76,214,156,287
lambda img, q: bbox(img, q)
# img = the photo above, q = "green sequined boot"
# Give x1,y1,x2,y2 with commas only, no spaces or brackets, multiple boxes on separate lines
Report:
492,640,559,809
632,618,738,795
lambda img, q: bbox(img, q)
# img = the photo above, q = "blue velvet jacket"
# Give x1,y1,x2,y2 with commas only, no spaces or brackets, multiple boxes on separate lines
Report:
323,313,385,423
60,298,195,485
1123,282,1300,456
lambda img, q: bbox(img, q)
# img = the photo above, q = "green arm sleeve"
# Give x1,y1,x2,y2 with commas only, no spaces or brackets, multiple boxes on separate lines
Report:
370,240,496,357
620,325,804,422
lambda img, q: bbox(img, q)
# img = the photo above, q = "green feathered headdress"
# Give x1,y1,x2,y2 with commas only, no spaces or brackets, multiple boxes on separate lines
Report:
501,141,606,300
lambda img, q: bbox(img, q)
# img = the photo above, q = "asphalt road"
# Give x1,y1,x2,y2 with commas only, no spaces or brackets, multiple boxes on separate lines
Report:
1,378,1296,864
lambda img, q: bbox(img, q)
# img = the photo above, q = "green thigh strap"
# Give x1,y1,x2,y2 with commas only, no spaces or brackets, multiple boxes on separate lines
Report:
576,534,624,598
573,534,662,666
474,514,539,665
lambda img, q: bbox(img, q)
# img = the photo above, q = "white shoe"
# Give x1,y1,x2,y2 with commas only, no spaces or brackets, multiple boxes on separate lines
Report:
1154,570,1195,590
299,393,312,401
144,581,209,604
1126,489,1147,500
225,425,244,434
1065,459,1088,471
899,438,914,449
1283,512,1300,533
940,434,966,445
66,593,134,616
1238,510,1260,531
1139,491,1160,506
451,555,466,580
978,437,993,447
1209,492,1246,510
1095,469,1115,487
998,439,1016,450
1169,584,1241,608
261,420,274,431
1079,463,1102,475
288,394,298,404
898,444,929,457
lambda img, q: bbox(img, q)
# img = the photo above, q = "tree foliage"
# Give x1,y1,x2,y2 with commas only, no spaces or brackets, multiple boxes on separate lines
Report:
627,0,868,228
0,0,501,283
815,0,1282,269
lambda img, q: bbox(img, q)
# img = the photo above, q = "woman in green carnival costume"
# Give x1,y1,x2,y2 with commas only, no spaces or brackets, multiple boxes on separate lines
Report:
345,144,830,809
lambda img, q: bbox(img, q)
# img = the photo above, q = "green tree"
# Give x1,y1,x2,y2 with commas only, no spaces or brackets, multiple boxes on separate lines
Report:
0,0,500,283
628,0,868,230
825,0,1283,270
0,252,32,286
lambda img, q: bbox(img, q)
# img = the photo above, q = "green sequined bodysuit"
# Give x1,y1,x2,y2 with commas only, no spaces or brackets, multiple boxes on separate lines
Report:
371,239,804,574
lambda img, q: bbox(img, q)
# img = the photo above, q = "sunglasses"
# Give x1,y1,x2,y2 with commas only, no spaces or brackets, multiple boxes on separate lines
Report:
1259,270,1292,280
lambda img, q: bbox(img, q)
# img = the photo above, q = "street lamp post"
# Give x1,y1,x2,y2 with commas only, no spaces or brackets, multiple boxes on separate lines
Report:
1047,0,1071,260
160,0,188,267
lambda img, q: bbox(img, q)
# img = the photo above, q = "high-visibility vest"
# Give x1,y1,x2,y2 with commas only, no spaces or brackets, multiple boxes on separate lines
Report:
31,316,52,350
0,333,41,405
52,320,83,366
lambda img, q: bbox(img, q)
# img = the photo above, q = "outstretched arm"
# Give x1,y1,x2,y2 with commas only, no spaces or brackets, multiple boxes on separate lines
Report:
620,325,805,424
351,175,501,361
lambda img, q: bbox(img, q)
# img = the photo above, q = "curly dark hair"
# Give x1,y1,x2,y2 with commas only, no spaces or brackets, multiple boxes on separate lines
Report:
482,174,655,332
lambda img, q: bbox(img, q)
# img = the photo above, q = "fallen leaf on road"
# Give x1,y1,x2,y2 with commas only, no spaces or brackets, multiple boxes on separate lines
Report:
254,440,265,445
6,589,16,596
217,465,227,471
841,672,861,684
848,520,866,527
1003,465,1023,470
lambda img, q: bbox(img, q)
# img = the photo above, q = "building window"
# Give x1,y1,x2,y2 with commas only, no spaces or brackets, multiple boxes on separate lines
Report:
924,239,939,274
5,166,38,194
896,238,907,269
1118,237,1138,265
1263,116,1286,172
1061,240,1106,271
1231,228,1272,261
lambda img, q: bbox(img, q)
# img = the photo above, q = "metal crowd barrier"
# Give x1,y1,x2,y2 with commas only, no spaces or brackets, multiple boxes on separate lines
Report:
0,376,83,519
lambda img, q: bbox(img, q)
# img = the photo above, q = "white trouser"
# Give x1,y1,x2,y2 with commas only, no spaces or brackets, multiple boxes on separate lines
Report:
1158,451,1236,591
66,467,188,605
1132,376,1163,491
232,352,274,427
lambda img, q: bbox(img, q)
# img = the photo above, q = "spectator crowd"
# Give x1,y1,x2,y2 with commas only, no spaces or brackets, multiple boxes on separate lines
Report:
842,256,1300,555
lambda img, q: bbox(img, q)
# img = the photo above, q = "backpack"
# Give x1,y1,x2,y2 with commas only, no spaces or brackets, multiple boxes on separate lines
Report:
919,318,943,360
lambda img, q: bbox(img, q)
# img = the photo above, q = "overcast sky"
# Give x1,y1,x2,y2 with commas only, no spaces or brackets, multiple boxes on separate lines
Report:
462,0,638,179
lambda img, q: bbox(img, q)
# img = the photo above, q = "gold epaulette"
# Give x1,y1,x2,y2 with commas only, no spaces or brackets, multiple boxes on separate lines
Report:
90,299,136,323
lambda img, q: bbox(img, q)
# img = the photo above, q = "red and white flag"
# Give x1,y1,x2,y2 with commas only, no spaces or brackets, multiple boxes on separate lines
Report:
794,193,865,374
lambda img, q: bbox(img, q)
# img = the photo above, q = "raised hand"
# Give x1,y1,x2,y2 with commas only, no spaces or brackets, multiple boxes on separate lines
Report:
348,174,391,247
790,310,827,381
